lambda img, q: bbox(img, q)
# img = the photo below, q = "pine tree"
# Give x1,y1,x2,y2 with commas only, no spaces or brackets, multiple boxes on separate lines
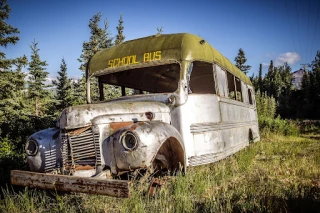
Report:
310,51,320,118
27,40,50,116
78,12,113,72
249,73,258,90
251,64,263,91
277,62,293,117
263,60,284,102
300,71,311,117
311,51,320,97
258,63,263,90
234,48,251,75
311,51,320,71
52,58,74,112
264,60,274,96
0,0,19,69
78,12,114,103
0,0,28,122
279,62,292,88
71,78,86,105
115,13,125,45
0,1,32,185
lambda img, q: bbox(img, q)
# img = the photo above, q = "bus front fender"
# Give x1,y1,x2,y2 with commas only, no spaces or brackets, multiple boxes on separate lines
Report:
102,121,186,174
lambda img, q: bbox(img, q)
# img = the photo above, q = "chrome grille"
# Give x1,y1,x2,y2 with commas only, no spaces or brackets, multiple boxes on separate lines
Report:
68,128,97,166
61,130,69,168
93,132,101,166
44,148,56,172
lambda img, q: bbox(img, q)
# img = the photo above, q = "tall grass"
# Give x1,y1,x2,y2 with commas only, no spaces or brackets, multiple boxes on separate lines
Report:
1,133,320,212
255,90,300,137
259,116,299,137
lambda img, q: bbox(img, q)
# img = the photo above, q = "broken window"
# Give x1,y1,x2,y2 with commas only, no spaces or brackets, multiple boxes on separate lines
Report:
235,77,242,102
226,71,243,102
226,71,236,99
96,63,180,101
248,88,253,105
215,65,228,97
189,61,216,94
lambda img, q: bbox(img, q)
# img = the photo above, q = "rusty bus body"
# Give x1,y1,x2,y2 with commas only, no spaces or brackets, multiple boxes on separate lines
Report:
11,33,260,197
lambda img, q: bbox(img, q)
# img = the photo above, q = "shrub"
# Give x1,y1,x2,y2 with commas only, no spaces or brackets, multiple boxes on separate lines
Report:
259,116,299,136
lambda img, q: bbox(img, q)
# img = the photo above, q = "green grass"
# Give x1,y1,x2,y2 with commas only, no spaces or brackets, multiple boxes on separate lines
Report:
1,133,320,213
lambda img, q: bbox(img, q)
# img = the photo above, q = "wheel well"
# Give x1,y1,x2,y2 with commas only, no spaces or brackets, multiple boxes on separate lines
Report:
152,137,185,174
249,128,254,144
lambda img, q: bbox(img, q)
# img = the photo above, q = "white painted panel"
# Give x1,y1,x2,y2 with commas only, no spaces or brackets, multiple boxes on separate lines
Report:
193,131,224,156
241,82,249,104
215,65,228,97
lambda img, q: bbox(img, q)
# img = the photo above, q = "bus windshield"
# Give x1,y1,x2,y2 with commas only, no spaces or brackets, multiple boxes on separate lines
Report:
98,63,180,94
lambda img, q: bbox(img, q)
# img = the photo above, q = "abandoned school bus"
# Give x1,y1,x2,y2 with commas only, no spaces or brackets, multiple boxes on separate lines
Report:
11,33,260,197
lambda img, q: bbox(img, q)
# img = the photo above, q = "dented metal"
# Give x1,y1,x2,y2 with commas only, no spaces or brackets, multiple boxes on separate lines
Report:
12,33,260,196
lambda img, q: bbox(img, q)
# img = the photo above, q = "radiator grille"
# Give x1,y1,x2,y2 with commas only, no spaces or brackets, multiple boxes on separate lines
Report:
68,129,97,166
44,149,57,172
60,127,100,170
93,132,101,166
61,130,69,168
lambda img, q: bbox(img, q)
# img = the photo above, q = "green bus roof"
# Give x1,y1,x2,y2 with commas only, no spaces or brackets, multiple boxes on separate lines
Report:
88,33,252,86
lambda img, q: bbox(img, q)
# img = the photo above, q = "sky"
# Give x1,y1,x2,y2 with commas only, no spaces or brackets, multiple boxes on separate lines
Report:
5,0,320,82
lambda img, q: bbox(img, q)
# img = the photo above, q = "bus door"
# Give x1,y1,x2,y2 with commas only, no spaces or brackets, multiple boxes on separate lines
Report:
187,62,224,159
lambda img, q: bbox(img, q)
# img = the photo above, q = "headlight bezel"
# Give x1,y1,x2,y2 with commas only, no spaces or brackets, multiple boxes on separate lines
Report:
25,139,39,156
121,131,139,151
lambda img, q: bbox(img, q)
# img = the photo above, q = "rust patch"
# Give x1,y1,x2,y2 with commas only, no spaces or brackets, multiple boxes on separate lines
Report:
10,170,130,197
110,122,133,132
129,124,138,131
68,126,91,136
74,165,95,171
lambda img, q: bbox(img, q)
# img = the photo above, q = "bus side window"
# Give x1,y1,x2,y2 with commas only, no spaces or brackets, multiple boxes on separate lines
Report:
248,88,253,105
226,71,243,102
226,71,236,100
215,65,228,97
235,77,242,102
189,62,216,94
241,81,249,104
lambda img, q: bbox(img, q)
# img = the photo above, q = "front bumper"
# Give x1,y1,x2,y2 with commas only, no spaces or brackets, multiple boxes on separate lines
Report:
10,170,130,198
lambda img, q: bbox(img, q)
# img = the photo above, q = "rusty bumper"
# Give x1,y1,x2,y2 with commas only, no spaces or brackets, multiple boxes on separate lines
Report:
10,170,130,198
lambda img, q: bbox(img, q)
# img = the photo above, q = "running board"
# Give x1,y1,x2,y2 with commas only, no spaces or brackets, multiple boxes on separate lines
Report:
10,170,130,198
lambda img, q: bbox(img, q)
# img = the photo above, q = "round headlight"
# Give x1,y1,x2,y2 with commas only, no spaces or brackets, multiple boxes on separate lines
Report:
25,139,39,156
122,132,138,151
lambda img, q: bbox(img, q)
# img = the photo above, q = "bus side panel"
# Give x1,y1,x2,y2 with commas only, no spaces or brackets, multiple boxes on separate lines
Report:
219,97,259,143
170,94,221,165
186,97,259,166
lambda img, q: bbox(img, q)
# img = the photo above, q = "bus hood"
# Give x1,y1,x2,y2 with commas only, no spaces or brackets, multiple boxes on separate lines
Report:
59,101,171,129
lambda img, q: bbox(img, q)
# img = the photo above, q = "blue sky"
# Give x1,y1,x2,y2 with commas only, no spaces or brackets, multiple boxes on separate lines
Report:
5,0,320,82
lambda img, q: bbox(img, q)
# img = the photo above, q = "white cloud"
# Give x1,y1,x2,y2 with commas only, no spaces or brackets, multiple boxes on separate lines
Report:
45,77,56,85
274,52,301,66
24,72,56,86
